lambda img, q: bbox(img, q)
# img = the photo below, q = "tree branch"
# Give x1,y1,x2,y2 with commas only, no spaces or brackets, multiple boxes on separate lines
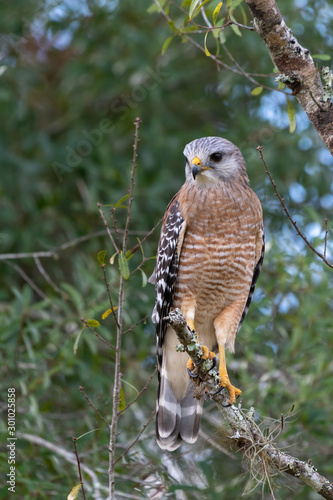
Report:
166,309,333,499
257,145,333,269
245,0,333,154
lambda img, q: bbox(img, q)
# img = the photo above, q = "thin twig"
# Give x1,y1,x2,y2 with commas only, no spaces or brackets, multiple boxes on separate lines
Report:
324,218,328,258
101,264,120,328
113,410,156,465
118,367,157,415
122,315,148,335
81,317,116,350
309,91,330,112
110,208,121,250
18,433,105,500
0,227,159,262
79,386,110,427
154,0,287,94
34,256,63,295
4,260,49,300
129,257,148,276
127,216,163,257
257,146,333,269
98,203,119,254
122,117,142,256
200,4,289,95
72,437,87,500
109,117,142,499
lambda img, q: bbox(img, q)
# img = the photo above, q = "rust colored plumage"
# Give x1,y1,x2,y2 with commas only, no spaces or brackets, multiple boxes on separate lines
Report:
150,137,264,451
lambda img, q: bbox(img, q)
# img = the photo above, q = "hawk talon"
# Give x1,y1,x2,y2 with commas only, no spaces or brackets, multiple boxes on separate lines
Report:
187,367,199,378
213,385,225,396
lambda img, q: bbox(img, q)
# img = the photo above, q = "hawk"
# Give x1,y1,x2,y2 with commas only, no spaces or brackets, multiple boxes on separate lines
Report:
149,137,264,451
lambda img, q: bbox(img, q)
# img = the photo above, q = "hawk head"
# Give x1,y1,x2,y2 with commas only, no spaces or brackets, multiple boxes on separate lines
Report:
183,136,248,185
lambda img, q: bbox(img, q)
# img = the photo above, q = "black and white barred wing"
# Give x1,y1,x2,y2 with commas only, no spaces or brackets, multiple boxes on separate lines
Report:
149,195,186,359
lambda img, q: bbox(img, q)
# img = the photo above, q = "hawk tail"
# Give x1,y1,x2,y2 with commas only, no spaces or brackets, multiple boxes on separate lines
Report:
156,376,203,451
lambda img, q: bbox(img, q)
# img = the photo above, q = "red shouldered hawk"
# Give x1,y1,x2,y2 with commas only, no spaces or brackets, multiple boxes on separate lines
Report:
149,137,264,451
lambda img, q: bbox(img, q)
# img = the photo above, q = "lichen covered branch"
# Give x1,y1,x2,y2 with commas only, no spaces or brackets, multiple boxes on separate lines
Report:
245,0,333,154
166,309,333,499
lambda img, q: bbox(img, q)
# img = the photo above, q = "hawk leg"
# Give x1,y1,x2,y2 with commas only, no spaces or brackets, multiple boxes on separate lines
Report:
218,344,241,405
186,320,216,373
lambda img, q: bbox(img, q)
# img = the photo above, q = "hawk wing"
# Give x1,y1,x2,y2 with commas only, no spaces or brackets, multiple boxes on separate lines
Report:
149,193,186,369
237,229,265,333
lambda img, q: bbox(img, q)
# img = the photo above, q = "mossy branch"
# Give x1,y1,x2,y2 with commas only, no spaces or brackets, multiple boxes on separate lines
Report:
166,308,333,500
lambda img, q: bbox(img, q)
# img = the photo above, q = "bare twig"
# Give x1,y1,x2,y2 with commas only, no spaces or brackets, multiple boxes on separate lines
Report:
18,432,106,500
122,117,142,256
98,203,119,254
110,207,121,251
109,117,142,499
127,216,163,257
101,264,120,328
166,309,333,500
72,436,87,500
79,386,110,427
122,315,148,335
81,317,116,350
34,256,63,295
257,146,333,269
118,367,157,415
0,229,152,262
4,260,49,300
113,410,156,465
324,218,329,258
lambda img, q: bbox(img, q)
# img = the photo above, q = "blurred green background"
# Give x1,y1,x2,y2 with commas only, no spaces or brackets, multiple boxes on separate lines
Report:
0,0,333,498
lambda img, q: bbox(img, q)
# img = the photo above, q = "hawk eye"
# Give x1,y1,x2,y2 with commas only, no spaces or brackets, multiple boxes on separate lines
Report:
210,152,222,162
183,154,189,164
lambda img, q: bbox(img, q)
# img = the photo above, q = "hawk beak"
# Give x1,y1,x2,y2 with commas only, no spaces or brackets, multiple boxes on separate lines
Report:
191,157,211,180
192,157,202,180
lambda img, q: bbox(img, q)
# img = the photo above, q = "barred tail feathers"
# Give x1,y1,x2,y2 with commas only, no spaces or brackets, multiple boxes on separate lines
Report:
156,327,203,451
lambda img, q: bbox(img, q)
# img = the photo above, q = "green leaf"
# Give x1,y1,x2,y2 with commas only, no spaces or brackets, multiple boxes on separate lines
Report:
312,54,331,61
147,0,167,13
97,250,107,265
118,385,126,412
67,484,81,500
110,193,130,209
251,86,263,96
189,0,210,19
110,251,117,265
219,29,227,44
287,98,296,133
73,328,85,355
119,251,130,279
230,21,242,37
212,2,223,26
277,80,285,90
141,269,148,288
161,36,174,55
204,30,211,56
86,319,101,327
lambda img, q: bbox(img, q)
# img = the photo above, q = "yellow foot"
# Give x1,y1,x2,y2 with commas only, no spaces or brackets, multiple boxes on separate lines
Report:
201,345,216,362
219,377,242,405
218,344,241,405
187,345,216,379
187,319,195,332
187,358,195,372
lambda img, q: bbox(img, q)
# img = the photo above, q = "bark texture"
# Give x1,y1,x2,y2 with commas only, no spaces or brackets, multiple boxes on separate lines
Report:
245,0,333,155
166,308,333,499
